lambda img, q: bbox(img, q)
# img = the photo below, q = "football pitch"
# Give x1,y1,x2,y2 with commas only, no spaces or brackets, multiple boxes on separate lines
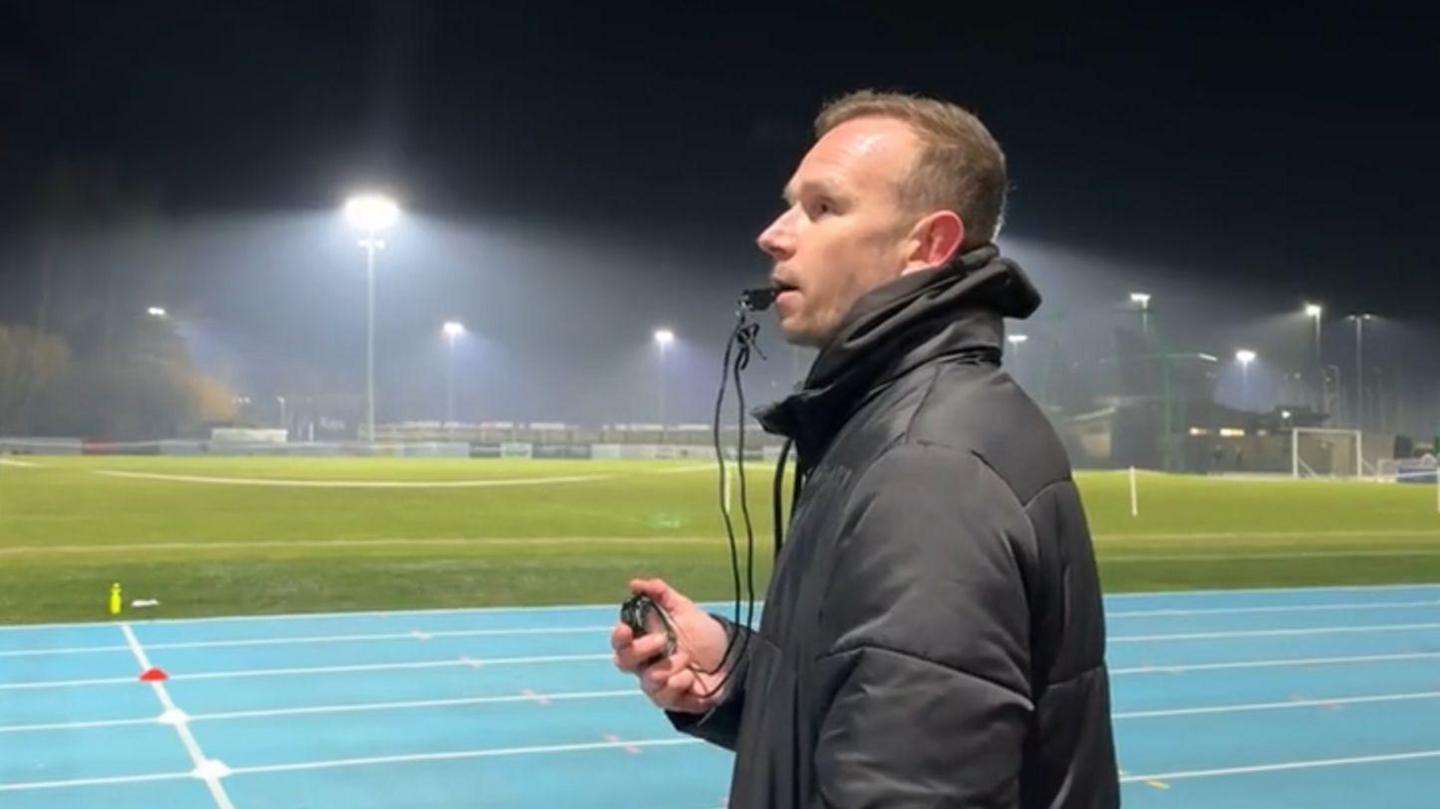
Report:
3,456,1440,624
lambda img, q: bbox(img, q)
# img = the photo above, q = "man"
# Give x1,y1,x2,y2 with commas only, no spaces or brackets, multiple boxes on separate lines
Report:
612,90,1119,808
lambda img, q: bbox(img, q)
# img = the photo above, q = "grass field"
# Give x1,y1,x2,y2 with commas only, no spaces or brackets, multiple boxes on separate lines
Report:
3,456,1440,624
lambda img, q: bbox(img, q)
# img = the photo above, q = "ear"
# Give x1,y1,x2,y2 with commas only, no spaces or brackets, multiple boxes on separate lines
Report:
900,210,965,275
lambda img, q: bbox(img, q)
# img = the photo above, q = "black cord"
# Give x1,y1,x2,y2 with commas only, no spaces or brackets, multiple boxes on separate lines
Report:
693,311,765,698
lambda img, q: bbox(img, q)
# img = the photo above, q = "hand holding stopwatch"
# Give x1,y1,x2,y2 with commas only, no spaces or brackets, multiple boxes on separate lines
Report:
619,593,677,659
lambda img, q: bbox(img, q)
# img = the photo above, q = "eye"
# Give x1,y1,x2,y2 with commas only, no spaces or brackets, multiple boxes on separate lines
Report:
810,198,835,218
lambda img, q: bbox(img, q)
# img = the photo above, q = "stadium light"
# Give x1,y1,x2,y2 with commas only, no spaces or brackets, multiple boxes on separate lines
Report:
1128,292,1152,335
1236,349,1257,411
443,321,465,338
344,193,400,232
653,328,675,347
1007,334,1029,345
1304,303,1323,319
146,306,167,318
343,192,402,443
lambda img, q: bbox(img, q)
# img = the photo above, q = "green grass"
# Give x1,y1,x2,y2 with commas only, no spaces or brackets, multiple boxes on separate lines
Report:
2,457,1438,623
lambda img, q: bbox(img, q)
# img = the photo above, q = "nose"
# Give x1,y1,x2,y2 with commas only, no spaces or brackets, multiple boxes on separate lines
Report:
757,208,797,262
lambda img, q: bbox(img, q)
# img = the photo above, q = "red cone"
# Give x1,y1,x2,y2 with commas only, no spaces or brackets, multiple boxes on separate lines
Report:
139,667,169,682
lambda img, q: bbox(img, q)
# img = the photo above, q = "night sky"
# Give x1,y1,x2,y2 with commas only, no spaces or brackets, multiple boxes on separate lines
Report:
2,2,1438,425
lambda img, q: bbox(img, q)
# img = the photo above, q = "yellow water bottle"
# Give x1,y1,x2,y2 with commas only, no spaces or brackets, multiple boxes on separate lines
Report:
108,582,122,616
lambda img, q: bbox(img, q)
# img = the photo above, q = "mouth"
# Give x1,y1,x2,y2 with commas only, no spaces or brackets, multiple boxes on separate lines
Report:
771,278,800,296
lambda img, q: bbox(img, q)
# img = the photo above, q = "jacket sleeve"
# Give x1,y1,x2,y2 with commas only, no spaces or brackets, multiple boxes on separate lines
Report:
813,443,1036,808
666,614,752,750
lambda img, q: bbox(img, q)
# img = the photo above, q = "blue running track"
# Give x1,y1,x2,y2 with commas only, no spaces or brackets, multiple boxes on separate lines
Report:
4,583,1440,808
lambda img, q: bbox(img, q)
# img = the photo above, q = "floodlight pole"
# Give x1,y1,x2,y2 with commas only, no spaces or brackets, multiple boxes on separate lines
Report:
446,331,457,427
361,235,382,443
657,341,668,444
1353,316,1365,432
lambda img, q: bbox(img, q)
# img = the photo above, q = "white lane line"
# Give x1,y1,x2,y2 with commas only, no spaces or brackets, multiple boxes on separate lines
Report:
0,716,159,734
0,644,130,658
8,686,1439,736
9,646,1440,692
120,623,236,809
1114,690,1440,719
0,652,614,690
92,469,615,488
0,625,613,658
0,738,706,792
1120,748,1440,783
1112,650,1440,675
1111,621,1440,642
0,690,641,734
167,653,615,683
227,737,705,777
1108,598,1440,618
189,689,640,723
0,770,192,792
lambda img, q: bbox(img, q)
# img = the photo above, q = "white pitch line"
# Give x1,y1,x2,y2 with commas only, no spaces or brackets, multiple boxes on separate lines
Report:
93,469,615,488
1114,690,1440,719
1111,650,1440,675
120,623,236,809
1106,550,1440,562
0,457,40,468
1120,748,1440,783
1108,598,1440,618
226,737,705,777
1095,529,1440,542
1111,621,1440,643
0,535,717,556
1105,582,1440,599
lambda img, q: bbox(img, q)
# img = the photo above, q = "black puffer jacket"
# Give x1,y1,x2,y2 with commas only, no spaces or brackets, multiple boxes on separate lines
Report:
671,244,1119,808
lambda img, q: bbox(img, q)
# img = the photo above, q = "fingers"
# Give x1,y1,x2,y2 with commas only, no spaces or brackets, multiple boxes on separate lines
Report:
610,623,670,673
628,577,689,614
639,649,699,710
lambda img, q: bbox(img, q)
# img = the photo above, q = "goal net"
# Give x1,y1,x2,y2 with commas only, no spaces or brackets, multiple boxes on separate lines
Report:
1291,428,1363,479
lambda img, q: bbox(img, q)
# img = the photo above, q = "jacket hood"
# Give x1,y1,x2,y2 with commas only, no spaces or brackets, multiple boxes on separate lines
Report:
757,243,1040,459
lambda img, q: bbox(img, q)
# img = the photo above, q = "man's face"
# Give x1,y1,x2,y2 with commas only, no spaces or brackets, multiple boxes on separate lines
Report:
757,116,923,347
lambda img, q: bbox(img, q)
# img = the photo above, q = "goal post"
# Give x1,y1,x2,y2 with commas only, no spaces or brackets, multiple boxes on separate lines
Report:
1291,428,1363,479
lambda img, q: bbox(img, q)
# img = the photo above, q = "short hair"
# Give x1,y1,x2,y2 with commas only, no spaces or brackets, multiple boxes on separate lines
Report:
815,90,1007,248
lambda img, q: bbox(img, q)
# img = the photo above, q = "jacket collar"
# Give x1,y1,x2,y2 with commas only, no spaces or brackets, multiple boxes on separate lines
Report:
756,243,1041,461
